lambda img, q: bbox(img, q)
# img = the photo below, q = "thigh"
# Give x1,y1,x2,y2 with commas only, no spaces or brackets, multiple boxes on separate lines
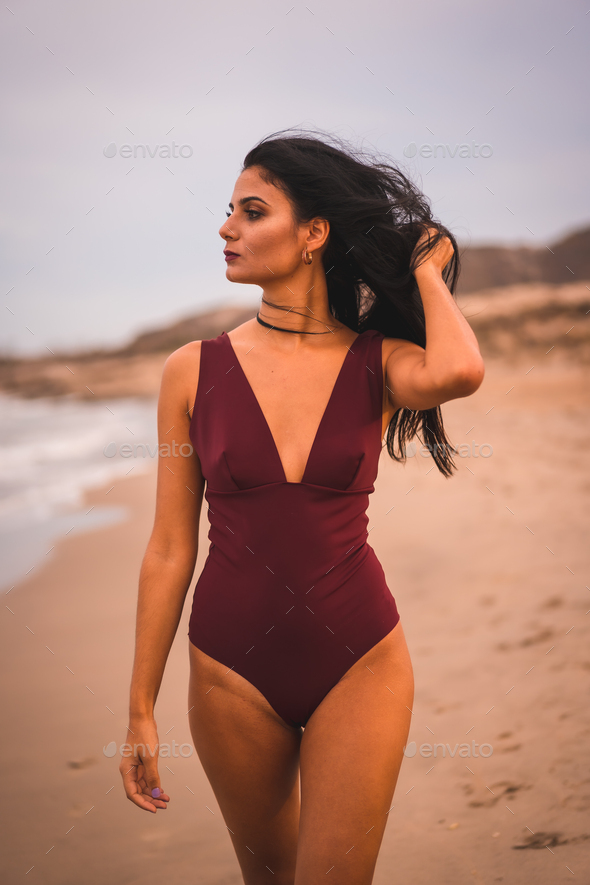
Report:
188,640,302,885
296,620,414,885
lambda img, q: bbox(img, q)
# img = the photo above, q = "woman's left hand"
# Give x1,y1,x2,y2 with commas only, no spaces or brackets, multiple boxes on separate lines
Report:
411,226,455,276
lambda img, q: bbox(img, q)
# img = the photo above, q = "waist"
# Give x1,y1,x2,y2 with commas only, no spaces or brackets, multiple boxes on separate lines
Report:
203,481,373,591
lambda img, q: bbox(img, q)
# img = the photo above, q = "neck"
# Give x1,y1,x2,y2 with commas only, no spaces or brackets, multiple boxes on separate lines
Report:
259,270,336,334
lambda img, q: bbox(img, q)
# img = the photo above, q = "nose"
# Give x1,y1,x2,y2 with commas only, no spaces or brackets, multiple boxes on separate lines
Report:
219,217,235,240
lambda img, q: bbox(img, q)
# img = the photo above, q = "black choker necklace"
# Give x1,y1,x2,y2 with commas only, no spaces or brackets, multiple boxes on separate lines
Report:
255,313,336,335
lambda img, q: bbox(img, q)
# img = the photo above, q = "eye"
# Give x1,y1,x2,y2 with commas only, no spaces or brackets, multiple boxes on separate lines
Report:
225,207,261,219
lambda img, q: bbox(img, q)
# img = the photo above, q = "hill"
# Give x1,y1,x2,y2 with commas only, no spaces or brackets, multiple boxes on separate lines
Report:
456,225,590,293
1,220,589,399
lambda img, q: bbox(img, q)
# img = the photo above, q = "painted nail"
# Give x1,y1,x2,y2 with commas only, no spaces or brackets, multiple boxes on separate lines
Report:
151,787,161,798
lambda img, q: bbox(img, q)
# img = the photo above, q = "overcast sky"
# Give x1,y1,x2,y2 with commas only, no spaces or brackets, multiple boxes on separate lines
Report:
1,0,588,355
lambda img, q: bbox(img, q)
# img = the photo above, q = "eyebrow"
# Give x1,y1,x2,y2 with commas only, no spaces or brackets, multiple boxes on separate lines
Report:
228,196,270,209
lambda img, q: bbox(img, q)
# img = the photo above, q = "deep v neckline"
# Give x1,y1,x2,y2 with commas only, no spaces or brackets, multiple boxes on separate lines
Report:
223,330,363,485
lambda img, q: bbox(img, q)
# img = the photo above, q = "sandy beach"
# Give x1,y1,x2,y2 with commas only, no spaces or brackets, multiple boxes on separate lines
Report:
2,350,589,884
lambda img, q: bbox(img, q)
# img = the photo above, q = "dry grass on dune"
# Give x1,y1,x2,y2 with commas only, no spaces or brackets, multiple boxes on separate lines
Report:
457,281,590,363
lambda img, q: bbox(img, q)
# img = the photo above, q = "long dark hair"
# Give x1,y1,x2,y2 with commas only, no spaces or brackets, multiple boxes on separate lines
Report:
243,130,461,477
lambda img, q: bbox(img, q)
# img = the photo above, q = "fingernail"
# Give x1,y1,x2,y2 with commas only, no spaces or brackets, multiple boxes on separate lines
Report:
151,787,161,798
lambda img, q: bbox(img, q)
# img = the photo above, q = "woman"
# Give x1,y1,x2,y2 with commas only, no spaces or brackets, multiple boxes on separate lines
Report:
119,131,484,884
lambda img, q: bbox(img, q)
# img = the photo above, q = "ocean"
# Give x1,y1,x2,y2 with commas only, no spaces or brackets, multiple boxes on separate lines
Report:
0,393,158,592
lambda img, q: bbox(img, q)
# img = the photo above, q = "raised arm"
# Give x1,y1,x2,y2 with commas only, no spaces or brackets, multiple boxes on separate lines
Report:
119,341,205,812
385,229,485,412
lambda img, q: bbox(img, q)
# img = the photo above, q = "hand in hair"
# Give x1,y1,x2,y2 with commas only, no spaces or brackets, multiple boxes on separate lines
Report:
411,226,455,276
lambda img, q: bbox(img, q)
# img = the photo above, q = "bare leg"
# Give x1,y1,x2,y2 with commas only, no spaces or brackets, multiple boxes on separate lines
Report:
188,620,413,885
188,642,302,885
296,621,414,884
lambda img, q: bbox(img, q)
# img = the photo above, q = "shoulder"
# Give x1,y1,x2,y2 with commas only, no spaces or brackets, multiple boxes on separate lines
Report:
163,340,202,377
379,335,426,414
381,334,424,365
379,334,424,368
159,340,203,416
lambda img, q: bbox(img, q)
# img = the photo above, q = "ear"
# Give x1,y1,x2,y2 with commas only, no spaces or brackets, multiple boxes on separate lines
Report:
305,217,330,252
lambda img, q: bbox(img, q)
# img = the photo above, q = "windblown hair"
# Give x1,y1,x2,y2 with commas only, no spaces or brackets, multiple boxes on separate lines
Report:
243,130,461,477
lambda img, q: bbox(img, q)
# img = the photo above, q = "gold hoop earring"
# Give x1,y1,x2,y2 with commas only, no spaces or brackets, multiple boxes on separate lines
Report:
302,248,313,265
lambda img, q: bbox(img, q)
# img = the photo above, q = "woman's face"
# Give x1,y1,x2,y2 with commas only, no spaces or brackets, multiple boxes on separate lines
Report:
219,166,317,285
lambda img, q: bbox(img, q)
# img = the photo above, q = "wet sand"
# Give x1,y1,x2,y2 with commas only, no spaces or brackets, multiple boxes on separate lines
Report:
1,352,589,884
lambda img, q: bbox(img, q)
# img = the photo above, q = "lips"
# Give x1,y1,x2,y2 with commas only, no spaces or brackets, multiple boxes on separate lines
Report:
224,250,240,261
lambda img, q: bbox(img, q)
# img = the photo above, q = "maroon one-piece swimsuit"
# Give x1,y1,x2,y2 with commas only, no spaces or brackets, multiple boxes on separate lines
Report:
188,328,400,727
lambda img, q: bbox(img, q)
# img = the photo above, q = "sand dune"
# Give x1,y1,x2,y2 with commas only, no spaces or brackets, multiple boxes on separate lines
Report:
0,280,588,400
